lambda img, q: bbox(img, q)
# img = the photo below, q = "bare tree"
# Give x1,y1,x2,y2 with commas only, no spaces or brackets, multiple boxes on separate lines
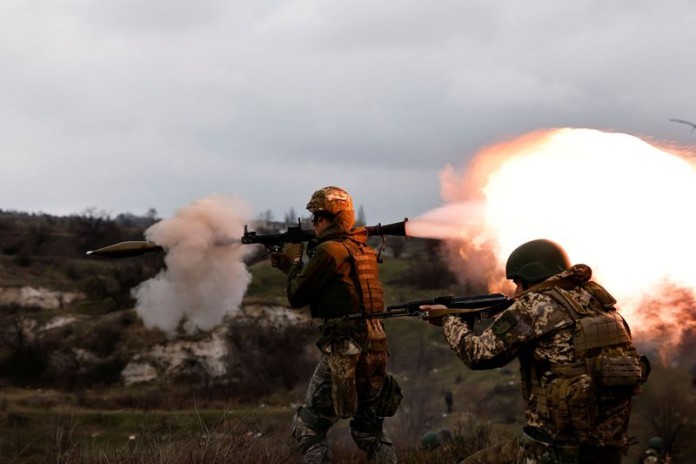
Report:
637,366,696,459
283,207,298,225
669,118,696,133
356,205,366,226
70,207,121,252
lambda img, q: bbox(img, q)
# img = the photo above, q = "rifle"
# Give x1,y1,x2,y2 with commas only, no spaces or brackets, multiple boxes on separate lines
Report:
87,219,408,258
241,218,409,252
344,293,514,322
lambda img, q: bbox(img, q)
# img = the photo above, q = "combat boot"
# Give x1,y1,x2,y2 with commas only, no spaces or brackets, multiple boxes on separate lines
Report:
303,443,332,464
370,441,397,464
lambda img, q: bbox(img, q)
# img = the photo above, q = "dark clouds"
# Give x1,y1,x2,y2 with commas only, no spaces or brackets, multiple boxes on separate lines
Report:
1,0,695,224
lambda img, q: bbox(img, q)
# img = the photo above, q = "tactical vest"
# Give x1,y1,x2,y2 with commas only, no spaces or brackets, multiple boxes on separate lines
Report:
527,281,644,440
318,238,389,413
341,238,385,314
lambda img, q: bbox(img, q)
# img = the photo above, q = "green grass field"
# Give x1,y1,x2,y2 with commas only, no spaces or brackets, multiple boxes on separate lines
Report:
2,254,696,462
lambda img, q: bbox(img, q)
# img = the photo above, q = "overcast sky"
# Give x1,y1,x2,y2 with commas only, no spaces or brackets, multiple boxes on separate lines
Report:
2,0,695,224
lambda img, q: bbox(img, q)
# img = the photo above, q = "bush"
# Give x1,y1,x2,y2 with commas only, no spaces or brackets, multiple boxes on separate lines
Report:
226,318,317,398
0,345,49,385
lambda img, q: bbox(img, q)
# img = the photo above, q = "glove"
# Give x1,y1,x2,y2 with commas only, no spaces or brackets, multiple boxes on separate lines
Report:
419,304,448,327
284,242,304,263
270,242,304,274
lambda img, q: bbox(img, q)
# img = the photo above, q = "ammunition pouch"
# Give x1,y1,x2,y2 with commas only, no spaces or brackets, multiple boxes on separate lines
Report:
323,338,361,419
544,372,597,434
375,374,403,417
594,353,642,387
518,427,578,464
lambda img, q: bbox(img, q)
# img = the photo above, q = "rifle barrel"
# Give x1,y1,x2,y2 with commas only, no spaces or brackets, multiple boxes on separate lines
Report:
386,293,509,311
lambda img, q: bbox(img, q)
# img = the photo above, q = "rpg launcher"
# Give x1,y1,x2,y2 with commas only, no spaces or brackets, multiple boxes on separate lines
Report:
344,293,514,323
241,218,409,253
87,219,409,258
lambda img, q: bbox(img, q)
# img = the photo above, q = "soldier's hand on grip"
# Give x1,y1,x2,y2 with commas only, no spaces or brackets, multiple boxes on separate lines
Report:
271,243,304,274
419,304,449,326
284,242,304,263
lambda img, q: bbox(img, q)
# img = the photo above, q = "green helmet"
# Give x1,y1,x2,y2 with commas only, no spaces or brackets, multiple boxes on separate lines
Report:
306,186,353,215
648,437,664,450
505,239,570,283
420,431,442,450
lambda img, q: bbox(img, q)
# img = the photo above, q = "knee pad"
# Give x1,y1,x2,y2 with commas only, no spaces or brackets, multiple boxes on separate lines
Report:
293,406,332,454
351,426,392,454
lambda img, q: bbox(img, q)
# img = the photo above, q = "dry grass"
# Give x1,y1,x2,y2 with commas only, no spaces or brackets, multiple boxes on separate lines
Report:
3,367,694,464
1,409,298,464
0,405,518,464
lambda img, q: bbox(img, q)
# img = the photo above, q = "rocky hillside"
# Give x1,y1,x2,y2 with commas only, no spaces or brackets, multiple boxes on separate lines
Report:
0,209,458,398
2,210,695,461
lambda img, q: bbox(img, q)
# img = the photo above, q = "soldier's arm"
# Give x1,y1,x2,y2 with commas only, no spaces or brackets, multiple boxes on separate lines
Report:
286,246,337,308
442,296,552,369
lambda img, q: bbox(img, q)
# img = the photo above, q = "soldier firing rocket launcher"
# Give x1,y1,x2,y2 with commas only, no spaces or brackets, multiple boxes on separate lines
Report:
87,219,409,258
345,293,514,323
241,218,409,252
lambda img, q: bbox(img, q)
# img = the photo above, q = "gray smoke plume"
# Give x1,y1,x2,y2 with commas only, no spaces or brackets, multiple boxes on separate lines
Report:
408,201,512,293
131,194,254,335
406,201,485,241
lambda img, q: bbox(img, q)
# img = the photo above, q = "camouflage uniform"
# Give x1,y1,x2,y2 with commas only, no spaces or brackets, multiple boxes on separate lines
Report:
283,187,399,464
443,264,644,464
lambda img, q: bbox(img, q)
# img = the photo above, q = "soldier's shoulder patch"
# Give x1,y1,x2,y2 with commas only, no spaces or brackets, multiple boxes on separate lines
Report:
492,312,517,336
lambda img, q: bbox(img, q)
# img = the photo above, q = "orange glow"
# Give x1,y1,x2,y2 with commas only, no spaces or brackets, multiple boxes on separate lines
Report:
409,128,696,363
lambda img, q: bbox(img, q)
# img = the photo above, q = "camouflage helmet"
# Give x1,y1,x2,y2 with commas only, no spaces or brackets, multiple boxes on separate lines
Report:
505,239,570,283
648,437,664,450
306,186,353,215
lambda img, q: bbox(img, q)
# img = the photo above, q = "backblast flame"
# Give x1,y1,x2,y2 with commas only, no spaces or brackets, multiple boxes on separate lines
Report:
410,128,696,364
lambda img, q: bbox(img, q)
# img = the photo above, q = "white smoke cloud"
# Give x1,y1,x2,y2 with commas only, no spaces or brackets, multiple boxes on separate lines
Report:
131,194,254,335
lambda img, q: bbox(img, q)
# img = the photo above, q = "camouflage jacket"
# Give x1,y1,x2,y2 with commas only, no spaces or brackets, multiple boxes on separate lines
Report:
442,264,634,447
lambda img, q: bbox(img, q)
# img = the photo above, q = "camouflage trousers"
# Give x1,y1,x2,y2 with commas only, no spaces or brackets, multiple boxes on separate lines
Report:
292,351,396,463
